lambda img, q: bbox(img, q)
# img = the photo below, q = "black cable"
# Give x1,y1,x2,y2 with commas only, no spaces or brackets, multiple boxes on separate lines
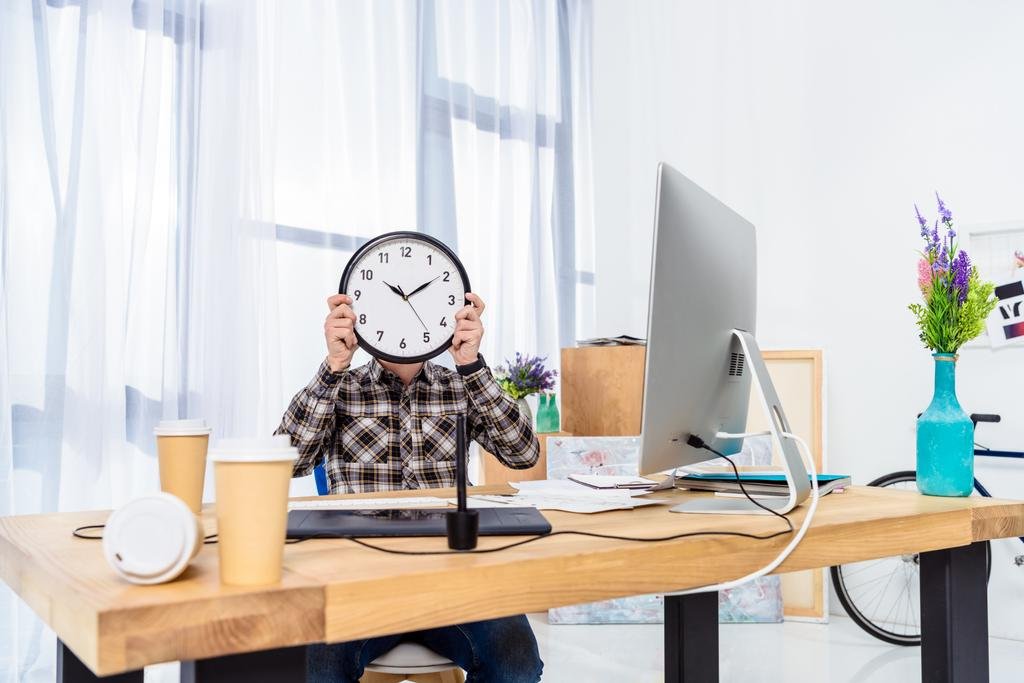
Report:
76,519,792,556
73,524,219,544
684,434,794,533
75,445,792,556
72,524,105,540
282,525,794,555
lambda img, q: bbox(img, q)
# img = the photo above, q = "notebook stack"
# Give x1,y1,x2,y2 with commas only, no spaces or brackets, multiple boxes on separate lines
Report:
677,472,851,497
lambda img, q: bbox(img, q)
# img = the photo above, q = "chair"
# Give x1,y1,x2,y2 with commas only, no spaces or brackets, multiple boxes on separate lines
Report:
314,463,465,683
360,642,465,683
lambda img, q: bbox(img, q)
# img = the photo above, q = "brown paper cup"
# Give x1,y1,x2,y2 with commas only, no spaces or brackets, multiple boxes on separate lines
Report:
154,419,212,514
211,436,297,586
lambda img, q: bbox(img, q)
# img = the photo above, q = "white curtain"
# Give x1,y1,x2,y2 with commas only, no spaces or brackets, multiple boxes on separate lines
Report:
0,1,593,680
271,0,595,387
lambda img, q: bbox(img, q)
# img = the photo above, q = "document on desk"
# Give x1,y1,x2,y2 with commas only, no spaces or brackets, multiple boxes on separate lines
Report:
455,480,670,514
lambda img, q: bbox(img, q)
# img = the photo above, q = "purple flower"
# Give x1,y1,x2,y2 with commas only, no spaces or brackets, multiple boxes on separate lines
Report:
931,221,941,252
496,353,558,399
936,192,953,223
937,243,950,271
915,204,928,237
952,250,971,304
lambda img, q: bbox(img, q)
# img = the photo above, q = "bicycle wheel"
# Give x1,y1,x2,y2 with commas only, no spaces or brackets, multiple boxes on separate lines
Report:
830,470,991,646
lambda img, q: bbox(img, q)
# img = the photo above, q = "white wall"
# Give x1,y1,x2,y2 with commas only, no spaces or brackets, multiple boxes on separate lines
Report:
591,0,1024,639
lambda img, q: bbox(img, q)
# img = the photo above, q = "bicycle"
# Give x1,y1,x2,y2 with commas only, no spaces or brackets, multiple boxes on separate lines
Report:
830,413,1024,646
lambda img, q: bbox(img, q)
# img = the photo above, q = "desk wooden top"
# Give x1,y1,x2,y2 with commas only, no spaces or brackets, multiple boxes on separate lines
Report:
1,485,1022,675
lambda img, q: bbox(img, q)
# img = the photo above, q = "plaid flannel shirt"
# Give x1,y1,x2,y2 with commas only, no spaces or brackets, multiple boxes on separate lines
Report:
276,357,540,494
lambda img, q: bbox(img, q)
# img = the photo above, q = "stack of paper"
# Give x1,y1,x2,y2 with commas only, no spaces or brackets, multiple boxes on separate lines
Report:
576,335,646,347
677,472,851,497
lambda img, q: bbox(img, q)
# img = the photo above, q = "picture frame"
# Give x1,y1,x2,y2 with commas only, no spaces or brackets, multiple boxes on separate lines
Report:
745,350,828,622
962,222,1024,349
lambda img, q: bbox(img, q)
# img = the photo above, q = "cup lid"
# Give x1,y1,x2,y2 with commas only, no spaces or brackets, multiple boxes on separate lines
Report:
154,419,212,436
209,434,298,462
102,493,198,585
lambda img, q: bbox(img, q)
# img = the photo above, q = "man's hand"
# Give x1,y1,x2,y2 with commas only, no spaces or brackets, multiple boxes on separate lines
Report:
324,294,358,372
450,292,485,366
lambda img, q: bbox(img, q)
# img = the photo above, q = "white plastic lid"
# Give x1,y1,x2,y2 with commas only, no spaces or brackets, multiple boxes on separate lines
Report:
103,493,198,585
154,419,212,436
209,434,298,462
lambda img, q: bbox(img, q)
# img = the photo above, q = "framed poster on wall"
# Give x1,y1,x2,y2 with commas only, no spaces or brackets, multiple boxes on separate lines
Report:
964,223,1024,349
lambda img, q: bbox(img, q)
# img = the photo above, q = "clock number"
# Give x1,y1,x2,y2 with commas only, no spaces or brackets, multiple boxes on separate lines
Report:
400,246,412,258
427,254,432,265
378,252,389,264
358,314,366,324
448,295,456,305
422,332,430,344
353,290,361,300
400,338,407,349
443,271,450,282
376,330,384,342
440,317,448,327
360,269,373,281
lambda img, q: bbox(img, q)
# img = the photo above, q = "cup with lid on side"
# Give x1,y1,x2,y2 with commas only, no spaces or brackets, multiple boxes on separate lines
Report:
210,435,298,586
103,492,203,585
154,418,212,514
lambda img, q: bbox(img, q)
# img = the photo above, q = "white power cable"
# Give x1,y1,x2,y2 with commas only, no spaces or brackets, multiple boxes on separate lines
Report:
667,430,820,596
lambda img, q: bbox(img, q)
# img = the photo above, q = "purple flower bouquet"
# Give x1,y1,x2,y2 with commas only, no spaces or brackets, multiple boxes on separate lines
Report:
495,353,557,401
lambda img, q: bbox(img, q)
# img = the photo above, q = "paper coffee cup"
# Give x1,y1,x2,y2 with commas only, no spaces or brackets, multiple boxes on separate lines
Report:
210,435,297,586
103,493,203,585
155,419,212,514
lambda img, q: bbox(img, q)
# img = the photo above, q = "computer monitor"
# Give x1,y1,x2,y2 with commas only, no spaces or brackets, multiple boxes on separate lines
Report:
637,163,810,514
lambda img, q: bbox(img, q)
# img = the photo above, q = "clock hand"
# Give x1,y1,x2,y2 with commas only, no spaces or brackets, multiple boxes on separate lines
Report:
404,298,430,332
381,280,407,299
406,275,440,298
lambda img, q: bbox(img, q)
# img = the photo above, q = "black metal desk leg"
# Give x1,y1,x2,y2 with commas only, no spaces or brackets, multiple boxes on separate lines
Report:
920,541,990,683
665,591,719,683
180,645,308,683
57,641,142,683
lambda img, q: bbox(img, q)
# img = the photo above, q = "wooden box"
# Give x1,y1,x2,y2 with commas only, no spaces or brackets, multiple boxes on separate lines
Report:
480,432,572,485
560,345,646,436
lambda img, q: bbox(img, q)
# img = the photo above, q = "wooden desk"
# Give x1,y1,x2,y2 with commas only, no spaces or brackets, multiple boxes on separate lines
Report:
2,486,1022,682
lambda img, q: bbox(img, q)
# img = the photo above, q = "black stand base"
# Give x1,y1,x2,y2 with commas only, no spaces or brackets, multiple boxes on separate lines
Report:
664,591,718,683
446,509,479,550
921,541,990,682
180,645,308,683
57,642,142,683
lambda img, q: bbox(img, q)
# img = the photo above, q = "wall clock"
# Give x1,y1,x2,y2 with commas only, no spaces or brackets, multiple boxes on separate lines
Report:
338,231,471,364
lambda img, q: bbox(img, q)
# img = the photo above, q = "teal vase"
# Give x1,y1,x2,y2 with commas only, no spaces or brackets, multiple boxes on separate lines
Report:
916,354,974,497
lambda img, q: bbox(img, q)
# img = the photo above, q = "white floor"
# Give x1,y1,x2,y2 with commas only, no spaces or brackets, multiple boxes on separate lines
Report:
141,614,1024,682
527,613,1024,682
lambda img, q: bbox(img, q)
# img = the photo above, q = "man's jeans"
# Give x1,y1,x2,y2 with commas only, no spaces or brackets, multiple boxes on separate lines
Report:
307,614,543,683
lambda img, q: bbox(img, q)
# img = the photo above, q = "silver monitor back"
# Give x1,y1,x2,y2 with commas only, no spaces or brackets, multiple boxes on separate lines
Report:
637,163,756,476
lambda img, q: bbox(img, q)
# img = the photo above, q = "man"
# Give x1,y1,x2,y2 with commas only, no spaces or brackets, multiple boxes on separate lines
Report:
277,291,544,683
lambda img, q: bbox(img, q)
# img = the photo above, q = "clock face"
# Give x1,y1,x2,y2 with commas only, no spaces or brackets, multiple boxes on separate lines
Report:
339,232,470,363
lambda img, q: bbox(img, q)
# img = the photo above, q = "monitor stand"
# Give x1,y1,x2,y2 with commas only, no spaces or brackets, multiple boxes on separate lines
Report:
670,329,811,515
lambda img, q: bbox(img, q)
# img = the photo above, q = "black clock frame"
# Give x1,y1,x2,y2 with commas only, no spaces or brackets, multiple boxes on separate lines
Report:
338,230,472,365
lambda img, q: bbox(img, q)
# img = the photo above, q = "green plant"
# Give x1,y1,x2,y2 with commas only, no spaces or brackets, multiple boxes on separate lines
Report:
908,195,997,354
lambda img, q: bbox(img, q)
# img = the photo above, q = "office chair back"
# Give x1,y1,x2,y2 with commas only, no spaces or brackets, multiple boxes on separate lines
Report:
314,463,329,495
